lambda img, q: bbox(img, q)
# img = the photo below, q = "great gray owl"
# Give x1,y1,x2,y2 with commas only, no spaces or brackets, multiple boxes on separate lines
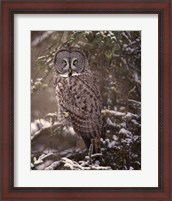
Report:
53,48,102,153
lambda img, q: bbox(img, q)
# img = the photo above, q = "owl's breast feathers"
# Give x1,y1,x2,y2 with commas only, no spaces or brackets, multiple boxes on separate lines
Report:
54,70,102,140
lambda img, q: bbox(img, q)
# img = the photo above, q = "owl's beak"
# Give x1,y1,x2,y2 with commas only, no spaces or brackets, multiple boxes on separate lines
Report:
68,67,72,77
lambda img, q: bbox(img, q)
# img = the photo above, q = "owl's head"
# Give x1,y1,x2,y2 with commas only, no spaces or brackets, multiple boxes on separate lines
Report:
54,48,87,77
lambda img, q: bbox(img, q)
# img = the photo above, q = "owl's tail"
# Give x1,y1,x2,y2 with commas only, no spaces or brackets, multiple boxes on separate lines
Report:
82,136,101,154
82,137,91,149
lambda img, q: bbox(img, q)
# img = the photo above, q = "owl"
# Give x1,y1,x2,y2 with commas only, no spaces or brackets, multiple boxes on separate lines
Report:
53,48,102,153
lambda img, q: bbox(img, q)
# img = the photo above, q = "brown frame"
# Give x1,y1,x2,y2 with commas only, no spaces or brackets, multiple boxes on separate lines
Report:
1,0,171,200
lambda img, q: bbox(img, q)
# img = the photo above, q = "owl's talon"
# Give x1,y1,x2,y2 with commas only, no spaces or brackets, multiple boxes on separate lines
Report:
63,112,69,118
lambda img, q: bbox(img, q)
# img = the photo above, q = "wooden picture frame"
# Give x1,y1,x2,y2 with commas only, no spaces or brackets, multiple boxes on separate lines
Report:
1,0,171,200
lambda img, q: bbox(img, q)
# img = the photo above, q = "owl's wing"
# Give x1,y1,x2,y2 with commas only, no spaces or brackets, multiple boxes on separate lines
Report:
67,74,102,139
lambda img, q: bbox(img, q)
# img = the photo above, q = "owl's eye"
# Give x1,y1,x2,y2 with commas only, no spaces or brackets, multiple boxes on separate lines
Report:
61,60,67,65
73,59,78,65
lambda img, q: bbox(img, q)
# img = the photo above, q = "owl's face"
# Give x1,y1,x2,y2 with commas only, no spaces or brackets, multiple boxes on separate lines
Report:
54,50,86,77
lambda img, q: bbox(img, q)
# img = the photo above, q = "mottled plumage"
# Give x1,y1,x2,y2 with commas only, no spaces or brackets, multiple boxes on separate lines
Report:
53,48,102,152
